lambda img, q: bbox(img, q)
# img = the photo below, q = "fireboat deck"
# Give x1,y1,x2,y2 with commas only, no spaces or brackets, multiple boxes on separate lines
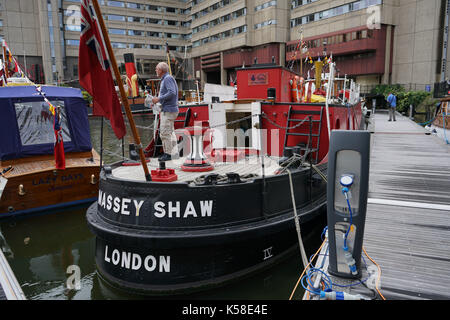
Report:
112,155,283,183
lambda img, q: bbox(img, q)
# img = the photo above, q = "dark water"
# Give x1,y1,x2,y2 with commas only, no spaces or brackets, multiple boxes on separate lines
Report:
0,114,327,300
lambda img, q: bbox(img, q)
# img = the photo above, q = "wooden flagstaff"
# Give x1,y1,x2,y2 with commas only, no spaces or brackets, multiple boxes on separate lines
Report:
91,0,151,181
2,43,10,79
165,42,172,75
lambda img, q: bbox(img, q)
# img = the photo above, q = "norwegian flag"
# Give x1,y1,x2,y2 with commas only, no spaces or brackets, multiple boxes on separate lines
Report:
78,0,126,139
54,107,66,170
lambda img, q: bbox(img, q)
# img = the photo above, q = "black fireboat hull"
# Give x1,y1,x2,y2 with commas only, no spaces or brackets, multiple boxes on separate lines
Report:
86,164,327,294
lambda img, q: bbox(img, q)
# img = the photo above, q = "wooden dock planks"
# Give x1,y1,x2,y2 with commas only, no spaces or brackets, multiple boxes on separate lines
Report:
303,111,450,300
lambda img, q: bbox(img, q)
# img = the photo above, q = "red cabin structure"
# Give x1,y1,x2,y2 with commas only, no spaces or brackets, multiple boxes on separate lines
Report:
236,65,299,103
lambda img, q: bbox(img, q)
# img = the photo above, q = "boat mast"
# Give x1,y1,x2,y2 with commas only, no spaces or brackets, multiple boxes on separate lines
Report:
165,42,172,75
91,0,152,181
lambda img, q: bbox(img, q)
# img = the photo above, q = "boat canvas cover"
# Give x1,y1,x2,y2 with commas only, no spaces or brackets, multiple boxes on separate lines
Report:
0,86,92,160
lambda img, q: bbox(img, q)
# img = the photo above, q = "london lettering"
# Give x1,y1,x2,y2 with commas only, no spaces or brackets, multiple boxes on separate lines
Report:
104,245,170,273
97,190,214,218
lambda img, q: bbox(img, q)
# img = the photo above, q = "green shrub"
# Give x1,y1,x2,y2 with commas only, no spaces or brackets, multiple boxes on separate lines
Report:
371,84,432,113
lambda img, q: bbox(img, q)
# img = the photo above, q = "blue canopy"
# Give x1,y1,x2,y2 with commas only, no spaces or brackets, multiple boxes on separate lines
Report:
0,85,92,161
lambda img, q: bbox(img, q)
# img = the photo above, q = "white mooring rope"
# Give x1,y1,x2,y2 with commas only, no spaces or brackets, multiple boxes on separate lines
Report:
287,169,309,272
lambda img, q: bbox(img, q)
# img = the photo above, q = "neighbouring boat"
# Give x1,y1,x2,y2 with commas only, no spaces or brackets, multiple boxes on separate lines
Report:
0,85,100,217
86,62,364,294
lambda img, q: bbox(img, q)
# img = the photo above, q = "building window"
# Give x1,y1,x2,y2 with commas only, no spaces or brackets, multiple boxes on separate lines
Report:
166,7,177,14
147,5,161,11
66,39,80,46
109,28,127,35
166,20,178,26
222,30,231,38
107,14,126,21
111,42,127,48
290,0,383,27
128,16,145,23
255,19,277,29
233,25,247,35
127,2,143,9
233,8,246,19
148,31,162,38
107,1,125,7
66,24,81,31
255,0,277,11
128,30,145,36
147,18,162,25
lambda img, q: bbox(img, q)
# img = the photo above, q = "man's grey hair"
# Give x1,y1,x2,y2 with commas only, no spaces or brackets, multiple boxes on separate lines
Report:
156,62,169,73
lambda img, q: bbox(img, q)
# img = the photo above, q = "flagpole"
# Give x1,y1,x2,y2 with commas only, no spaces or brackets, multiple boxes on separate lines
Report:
91,0,152,182
2,42,9,79
166,42,172,75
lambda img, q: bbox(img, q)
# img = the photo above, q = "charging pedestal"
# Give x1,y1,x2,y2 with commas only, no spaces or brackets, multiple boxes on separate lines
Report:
327,130,370,279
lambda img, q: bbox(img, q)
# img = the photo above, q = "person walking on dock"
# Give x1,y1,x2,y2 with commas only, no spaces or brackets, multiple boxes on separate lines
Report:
152,62,179,161
387,92,397,122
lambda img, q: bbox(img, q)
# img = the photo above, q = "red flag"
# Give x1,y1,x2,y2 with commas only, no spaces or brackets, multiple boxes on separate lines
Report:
54,107,66,170
78,0,126,139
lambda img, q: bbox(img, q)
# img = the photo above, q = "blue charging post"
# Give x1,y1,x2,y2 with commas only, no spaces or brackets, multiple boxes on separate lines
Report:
326,130,370,279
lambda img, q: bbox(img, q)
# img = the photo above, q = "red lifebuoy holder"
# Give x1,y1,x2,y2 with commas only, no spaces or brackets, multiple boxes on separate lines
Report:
181,126,214,172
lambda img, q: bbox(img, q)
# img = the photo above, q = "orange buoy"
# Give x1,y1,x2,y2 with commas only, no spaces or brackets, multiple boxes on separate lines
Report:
290,77,300,103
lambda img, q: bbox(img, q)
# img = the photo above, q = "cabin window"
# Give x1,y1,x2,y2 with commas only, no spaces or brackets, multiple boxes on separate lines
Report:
14,100,72,146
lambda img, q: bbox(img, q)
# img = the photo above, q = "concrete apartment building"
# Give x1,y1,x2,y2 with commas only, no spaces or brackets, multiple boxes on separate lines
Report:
0,0,449,92
0,0,192,85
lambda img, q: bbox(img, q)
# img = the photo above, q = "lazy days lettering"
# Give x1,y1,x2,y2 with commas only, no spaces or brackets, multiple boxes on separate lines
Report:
32,173,84,186
32,173,84,192
97,190,214,218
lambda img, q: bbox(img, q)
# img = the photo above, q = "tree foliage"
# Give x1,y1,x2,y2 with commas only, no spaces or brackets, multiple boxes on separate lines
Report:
371,84,433,113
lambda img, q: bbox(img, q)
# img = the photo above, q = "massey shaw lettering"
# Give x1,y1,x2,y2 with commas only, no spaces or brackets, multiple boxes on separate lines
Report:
98,190,144,216
104,245,170,273
97,190,214,218
153,200,213,218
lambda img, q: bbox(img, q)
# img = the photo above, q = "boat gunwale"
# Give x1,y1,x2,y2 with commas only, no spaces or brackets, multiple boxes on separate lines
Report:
0,149,100,178
102,159,327,187
90,161,327,233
